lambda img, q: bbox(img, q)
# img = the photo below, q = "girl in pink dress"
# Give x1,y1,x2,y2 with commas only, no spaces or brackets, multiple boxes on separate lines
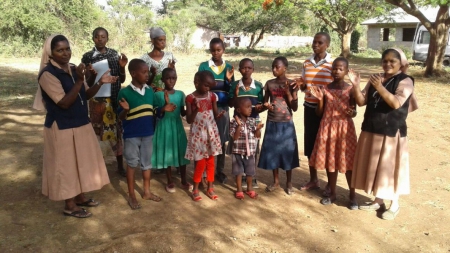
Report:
309,57,358,209
185,71,224,201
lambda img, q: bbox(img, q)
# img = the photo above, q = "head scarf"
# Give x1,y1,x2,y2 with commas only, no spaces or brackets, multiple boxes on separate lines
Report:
33,34,58,110
390,48,418,112
392,48,409,73
150,27,166,39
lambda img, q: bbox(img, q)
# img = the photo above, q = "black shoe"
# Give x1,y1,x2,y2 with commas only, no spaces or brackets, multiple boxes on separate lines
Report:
117,169,126,177
252,179,259,189
216,173,228,184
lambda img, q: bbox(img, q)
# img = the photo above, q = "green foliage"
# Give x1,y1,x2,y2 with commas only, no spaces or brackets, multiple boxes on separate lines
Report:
354,48,382,58
0,0,102,57
350,30,361,52
104,0,154,54
157,9,197,53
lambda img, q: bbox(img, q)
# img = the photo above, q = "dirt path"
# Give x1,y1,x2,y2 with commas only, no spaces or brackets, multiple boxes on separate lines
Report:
0,55,449,252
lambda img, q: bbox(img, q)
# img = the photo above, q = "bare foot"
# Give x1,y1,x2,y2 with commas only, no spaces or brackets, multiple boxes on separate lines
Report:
142,193,162,202
128,197,141,210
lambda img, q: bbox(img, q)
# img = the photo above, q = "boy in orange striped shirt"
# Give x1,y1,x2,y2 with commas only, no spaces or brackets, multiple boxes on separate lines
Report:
294,32,333,192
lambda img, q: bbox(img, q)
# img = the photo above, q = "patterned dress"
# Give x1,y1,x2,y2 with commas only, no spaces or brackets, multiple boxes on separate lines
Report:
185,92,222,161
309,86,357,173
141,52,177,89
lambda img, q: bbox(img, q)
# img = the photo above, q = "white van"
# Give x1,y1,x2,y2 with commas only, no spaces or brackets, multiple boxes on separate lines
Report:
412,24,450,66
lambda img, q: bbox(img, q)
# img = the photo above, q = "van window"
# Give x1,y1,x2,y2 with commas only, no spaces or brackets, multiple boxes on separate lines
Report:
419,31,430,44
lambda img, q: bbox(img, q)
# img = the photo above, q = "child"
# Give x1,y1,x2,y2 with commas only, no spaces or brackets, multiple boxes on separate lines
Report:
118,59,162,210
198,38,234,184
230,97,264,199
81,27,128,177
229,58,264,188
185,70,224,201
152,68,192,193
308,57,357,209
141,27,176,91
294,32,334,193
258,57,300,195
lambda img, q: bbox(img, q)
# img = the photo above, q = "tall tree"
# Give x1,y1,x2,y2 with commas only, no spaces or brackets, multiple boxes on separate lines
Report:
386,0,450,76
267,0,390,57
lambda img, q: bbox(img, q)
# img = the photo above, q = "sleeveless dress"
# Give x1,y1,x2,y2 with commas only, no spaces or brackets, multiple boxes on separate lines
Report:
185,92,222,161
151,90,190,168
309,86,357,173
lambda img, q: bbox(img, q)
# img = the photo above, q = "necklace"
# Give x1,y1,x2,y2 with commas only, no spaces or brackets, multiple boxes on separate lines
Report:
70,74,84,106
372,78,394,108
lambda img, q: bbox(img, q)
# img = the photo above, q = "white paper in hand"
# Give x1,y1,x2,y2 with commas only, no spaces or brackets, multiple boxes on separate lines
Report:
92,59,111,97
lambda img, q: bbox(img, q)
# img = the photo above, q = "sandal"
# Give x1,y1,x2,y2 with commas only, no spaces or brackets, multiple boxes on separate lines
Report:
142,193,162,202
181,182,194,191
320,197,336,205
165,183,176,193
299,182,320,191
381,208,400,220
63,208,92,218
245,190,258,199
206,188,218,200
235,191,244,200
191,190,202,201
265,184,279,192
76,198,100,207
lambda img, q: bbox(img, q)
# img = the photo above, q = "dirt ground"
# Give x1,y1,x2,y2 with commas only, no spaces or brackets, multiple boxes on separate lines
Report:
0,52,449,253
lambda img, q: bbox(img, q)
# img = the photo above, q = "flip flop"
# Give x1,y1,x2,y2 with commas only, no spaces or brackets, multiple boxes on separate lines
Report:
235,191,244,200
285,187,294,195
146,194,162,202
192,190,202,201
165,183,176,193
63,208,92,218
299,182,320,191
76,198,100,207
265,184,279,192
206,188,218,200
320,197,336,205
181,182,194,191
127,199,141,210
245,190,258,199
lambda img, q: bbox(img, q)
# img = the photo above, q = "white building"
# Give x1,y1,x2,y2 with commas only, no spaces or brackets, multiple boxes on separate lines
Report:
361,7,438,51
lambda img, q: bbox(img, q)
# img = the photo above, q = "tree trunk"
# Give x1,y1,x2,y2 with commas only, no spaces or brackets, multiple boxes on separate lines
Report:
247,33,255,49
250,28,265,49
425,6,450,77
340,31,352,58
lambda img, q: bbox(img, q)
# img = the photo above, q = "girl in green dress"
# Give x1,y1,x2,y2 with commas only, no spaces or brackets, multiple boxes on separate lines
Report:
152,68,192,193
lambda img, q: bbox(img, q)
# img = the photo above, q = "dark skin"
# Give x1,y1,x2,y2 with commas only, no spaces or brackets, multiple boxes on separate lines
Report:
50,40,118,216
209,42,234,87
228,60,264,113
290,34,330,190
86,29,128,86
291,34,330,91
309,60,356,204
118,64,161,210
186,75,224,199
233,99,264,195
158,71,190,189
146,36,175,91
262,59,298,192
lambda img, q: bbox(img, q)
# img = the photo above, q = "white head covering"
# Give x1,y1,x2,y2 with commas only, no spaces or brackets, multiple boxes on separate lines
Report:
33,34,58,110
390,48,418,112
150,27,166,39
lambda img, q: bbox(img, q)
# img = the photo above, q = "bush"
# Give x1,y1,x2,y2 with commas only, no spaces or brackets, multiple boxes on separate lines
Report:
351,30,361,53
354,48,382,58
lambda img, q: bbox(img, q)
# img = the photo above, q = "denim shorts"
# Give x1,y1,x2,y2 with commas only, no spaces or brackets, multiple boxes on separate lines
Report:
124,136,153,170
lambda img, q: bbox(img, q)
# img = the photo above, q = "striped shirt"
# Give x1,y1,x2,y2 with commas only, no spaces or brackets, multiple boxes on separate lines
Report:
302,53,333,105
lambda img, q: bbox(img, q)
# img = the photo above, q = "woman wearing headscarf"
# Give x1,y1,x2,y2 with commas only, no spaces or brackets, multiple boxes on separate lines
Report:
141,27,176,91
35,35,116,218
348,48,419,220
81,27,128,177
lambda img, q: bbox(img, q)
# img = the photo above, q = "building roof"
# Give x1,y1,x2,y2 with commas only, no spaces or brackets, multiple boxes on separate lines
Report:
362,7,438,25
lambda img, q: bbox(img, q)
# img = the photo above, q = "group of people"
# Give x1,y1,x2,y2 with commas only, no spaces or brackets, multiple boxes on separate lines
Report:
34,27,418,221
